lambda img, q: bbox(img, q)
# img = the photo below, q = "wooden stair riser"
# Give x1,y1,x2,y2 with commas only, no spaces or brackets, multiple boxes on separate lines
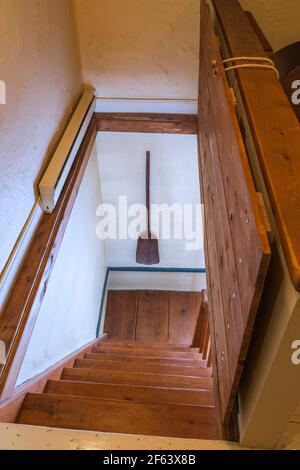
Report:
45,380,215,406
91,347,202,359
17,394,218,440
61,367,213,390
84,353,206,367
16,337,217,440
99,343,200,353
74,359,212,377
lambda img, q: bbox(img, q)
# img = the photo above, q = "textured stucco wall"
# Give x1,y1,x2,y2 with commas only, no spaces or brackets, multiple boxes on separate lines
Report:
73,0,200,99
240,0,300,52
17,146,107,385
0,0,82,275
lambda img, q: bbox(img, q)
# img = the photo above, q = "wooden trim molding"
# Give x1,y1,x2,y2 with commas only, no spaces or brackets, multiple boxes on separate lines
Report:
213,0,300,291
0,117,98,403
96,112,199,134
0,335,107,423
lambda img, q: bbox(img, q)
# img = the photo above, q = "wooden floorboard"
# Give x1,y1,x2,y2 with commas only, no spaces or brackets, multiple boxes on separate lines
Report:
169,292,202,344
104,291,138,341
135,291,169,343
105,290,202,345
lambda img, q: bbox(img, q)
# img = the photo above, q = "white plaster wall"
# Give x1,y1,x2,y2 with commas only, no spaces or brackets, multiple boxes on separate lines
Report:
0,0,82,278
17,146,107,385
96,132,205,270
240,0,300,52
73,0,200,99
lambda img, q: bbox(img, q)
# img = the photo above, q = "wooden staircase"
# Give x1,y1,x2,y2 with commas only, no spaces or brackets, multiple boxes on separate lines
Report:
17,339,219,440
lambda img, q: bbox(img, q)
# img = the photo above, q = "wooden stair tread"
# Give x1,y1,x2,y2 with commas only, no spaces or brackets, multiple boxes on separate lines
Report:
99,342,200,352
61,367,213,389
45,380,215,406
92,347,201,359
104,340,193,348
74,359,212,377
84,352,205,367
17,393,219,439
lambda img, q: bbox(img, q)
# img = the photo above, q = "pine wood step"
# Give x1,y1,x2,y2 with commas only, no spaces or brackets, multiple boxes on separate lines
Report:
104,340,193,348
17,393,219,439
61,367,213,389
92,347,201,359
45,380,215,406
85,352,206,367
99,342,200,353
74,359,211,377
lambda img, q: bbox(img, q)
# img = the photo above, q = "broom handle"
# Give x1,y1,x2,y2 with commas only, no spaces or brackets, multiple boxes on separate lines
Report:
146,151,151,238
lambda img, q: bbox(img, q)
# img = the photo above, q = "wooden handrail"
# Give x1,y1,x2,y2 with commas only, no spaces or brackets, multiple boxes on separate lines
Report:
213,0,300,291
0,117,98,403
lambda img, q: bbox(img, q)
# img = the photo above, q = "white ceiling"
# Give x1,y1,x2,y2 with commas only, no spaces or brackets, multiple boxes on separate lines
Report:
96,132,205,269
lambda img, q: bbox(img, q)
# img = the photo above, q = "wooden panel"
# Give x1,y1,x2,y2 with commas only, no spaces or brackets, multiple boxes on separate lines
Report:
104,290,201,345
0,118,98,403
199,138,232,422
198,1,270,424
192,293,209,353
61,367,213,390
104,291,138,341
18,394,218,439
74,359,212,377
96,113,198,134
205,106,243,368
135,291,169,343
213,0,300,290
45,380,214,406
168,292,202,345
202,15,269,330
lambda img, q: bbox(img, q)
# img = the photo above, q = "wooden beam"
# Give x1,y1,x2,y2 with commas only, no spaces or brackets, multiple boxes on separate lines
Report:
213,0,300,291
96,113,199,134
0,117,98,403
